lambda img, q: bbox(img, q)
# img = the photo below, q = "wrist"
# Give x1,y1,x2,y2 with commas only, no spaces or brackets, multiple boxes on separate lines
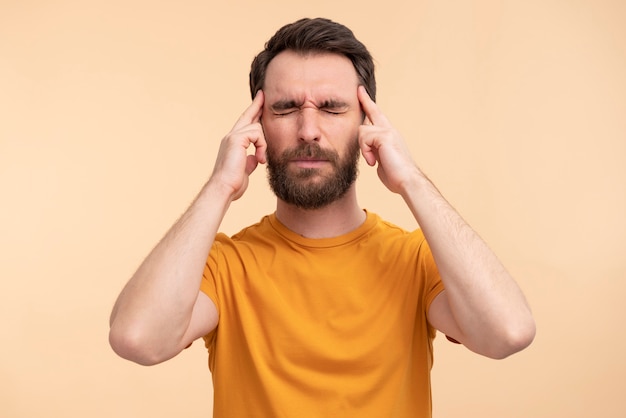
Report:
398,166,431,198
199,176,238,207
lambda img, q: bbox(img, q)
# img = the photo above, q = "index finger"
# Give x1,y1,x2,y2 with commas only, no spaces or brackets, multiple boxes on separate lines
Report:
232,90,265,131
357,85,390,127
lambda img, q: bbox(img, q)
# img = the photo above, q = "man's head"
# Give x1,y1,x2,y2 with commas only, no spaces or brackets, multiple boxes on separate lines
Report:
252,18,375,210
249,18,376,102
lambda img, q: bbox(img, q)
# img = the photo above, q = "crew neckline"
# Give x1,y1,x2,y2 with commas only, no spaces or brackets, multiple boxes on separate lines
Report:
267,210,378,249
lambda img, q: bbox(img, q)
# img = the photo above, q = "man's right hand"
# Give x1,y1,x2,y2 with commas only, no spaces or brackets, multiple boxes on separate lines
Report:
109,93,267,365
210,90,266,201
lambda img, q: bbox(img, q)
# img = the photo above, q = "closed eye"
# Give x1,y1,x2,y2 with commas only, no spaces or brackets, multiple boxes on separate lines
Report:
274,110,298,116
322,109,346,115
270,99,300,116
274,108,344,116
269,99,349,116
319,99,349,115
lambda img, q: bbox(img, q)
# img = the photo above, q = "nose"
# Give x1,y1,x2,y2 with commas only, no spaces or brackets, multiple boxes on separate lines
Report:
297,108,321,142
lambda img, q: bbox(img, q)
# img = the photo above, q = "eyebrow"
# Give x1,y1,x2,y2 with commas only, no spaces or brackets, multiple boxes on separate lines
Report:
269,98,349,112
318,99,349,109
270,100,301,112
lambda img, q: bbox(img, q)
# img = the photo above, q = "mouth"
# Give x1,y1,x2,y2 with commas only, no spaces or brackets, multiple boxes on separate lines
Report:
280,143,337,169
290,158,329,168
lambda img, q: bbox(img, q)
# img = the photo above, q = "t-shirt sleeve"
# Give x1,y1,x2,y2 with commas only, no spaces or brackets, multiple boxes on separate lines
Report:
200,235,224,318
421,242,444,312
417,236,445,339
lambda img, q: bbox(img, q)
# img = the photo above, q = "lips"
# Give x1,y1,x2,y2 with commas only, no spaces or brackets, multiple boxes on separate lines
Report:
291,157,327,162
274,143,340,171
290,158,329,168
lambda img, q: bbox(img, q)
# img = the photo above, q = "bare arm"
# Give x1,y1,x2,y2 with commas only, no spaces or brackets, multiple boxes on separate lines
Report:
357,86,535,359
109,91,267,365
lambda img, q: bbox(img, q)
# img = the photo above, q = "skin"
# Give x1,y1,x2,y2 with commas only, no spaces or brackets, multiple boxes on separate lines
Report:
262,52,367,236
109,50,535,366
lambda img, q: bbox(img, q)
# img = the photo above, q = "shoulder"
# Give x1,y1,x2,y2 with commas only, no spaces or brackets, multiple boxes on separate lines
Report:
212,215,277,247
210,215,285,265
366,212,428,248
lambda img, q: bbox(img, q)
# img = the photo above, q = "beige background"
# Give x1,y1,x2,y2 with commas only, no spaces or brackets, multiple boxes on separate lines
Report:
1,0,625,416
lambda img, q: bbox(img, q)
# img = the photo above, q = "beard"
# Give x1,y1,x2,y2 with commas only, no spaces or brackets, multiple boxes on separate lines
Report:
266,139,361,210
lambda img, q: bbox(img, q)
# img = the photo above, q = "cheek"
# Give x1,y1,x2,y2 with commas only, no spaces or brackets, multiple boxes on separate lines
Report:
334,118,361,143
262,118,292,143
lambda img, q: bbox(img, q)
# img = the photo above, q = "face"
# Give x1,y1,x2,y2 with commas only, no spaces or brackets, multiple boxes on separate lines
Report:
261,51,363,209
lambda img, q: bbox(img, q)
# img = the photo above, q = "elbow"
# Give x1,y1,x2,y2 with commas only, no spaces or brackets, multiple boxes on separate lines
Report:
486,317,536,360
109,323,172,366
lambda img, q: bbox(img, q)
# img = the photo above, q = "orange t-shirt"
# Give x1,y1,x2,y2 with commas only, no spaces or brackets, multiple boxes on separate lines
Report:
201,211,444,417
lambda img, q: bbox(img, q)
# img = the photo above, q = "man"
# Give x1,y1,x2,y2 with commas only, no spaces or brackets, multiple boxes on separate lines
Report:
109,17,535,417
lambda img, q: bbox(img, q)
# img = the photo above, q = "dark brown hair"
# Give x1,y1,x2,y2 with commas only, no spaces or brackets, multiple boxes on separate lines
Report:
249,18,376,101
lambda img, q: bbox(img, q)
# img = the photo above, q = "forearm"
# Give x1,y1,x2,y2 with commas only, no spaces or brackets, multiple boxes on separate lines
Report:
355,87,534,357
401,168,535,357
109,179,231,363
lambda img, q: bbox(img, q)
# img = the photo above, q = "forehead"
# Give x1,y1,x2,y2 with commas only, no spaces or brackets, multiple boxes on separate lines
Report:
263,50,359,102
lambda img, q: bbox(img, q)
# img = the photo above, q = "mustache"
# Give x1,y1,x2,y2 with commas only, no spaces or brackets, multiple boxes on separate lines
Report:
281,143,339,163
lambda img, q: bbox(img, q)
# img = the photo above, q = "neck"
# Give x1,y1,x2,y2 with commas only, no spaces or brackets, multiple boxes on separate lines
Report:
274,186,366,239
